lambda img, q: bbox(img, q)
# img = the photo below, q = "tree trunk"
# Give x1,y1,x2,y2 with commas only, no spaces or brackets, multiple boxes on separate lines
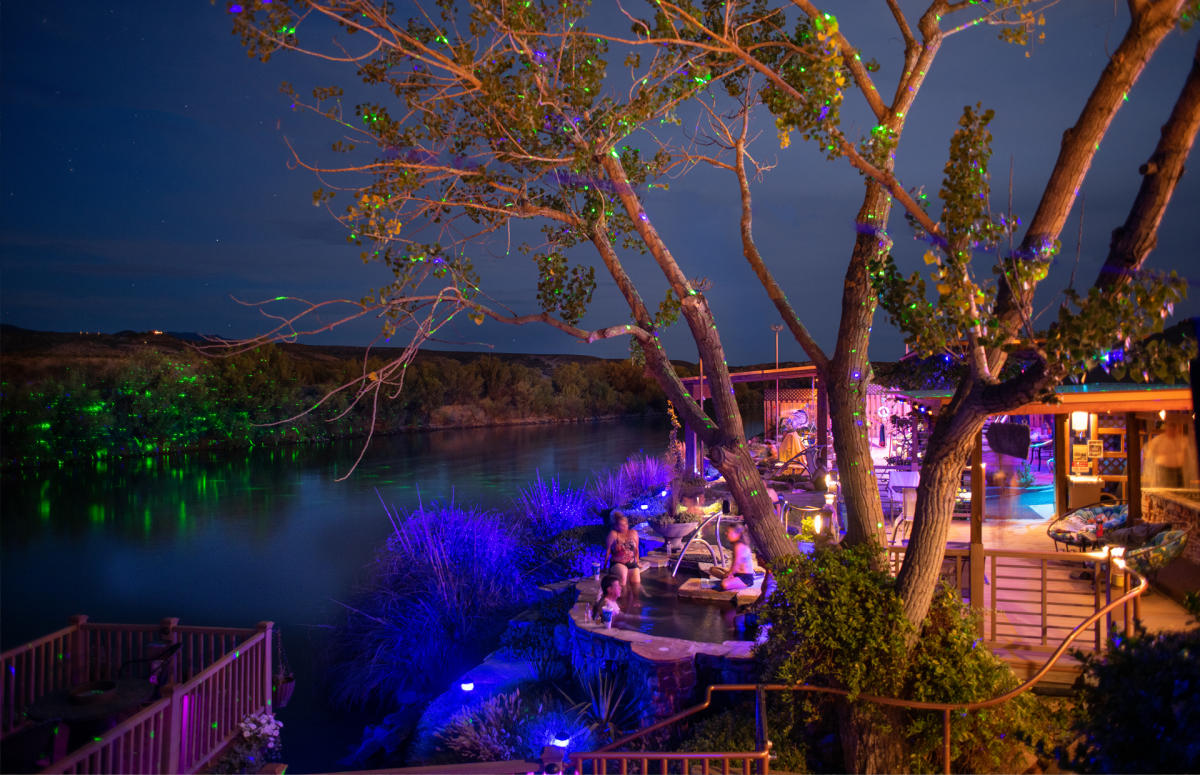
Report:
710,441,797,561
835,700,908,774
827,377,887,547
828,181,891,555
895,388,988,631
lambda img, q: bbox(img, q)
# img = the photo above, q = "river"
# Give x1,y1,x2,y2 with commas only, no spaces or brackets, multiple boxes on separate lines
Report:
0,419,670,773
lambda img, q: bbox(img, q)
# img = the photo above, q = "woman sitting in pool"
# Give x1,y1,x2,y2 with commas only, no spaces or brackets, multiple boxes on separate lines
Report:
706,522,755,590
604,511,641,590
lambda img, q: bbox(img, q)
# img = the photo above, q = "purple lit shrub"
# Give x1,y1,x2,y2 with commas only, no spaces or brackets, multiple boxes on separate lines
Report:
429,687,597,765
516,472,597,535
329,498,530,705
617,454,673,500
587,469,629,515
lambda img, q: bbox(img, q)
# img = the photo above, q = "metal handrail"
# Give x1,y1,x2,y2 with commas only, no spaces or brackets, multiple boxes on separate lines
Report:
576,560,1148,775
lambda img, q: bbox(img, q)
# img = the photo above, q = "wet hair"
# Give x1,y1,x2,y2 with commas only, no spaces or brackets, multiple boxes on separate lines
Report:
724,522,746,543
600,574,621,597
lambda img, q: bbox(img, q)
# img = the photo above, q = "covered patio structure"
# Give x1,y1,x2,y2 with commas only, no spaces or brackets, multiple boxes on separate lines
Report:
901,382,1195,618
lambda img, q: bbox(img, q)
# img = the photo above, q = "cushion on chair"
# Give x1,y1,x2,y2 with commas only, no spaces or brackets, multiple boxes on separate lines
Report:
1048,503,1128,546
1125,530,1188,576
1105,522,1172,549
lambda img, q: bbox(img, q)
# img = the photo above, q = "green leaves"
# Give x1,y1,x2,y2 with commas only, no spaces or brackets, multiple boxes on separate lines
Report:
534,251,596,325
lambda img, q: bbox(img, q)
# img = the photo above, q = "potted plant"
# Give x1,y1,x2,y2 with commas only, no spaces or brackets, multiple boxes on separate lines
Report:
648,477,711,551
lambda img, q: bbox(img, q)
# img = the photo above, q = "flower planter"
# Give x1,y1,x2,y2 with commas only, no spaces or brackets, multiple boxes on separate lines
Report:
648,521,699,552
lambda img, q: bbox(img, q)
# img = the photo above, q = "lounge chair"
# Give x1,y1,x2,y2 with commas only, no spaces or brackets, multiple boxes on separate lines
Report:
1047,502,1128,551
1123,529,1188,581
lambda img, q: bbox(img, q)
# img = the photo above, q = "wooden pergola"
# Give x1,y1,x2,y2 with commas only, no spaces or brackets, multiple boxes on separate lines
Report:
679,365,823,474
903,383,1193,612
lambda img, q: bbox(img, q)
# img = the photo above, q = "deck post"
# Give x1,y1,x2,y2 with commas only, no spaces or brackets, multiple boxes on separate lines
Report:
258,622,274,712
68,614,89,685
816,377,828,471
1126,413,1142,524
1054,414,1069,516
161,682,182,774
970,431,985,627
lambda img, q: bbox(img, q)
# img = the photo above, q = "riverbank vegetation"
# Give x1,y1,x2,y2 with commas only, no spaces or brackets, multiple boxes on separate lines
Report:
0,327,761,469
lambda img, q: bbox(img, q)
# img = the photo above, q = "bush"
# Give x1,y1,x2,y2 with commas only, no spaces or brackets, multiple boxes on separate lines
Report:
758,545,1061,773
676,704,808,774
516,472,597,537
499,593,574,680
431,687,599,764
618,454,673,500
328,499,530,705
903,586,1063,773
588,468,629,516
1063,624,1200,773
757,545,910,698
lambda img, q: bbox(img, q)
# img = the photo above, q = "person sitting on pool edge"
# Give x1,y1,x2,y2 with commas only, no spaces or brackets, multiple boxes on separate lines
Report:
591,574,623,620
603,510,641,591
706,522,755,590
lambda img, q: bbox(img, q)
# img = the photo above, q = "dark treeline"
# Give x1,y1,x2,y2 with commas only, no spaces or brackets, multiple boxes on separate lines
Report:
0,328,759,469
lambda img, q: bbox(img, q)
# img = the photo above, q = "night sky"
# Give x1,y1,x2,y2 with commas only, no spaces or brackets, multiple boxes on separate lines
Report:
2,2,1197,365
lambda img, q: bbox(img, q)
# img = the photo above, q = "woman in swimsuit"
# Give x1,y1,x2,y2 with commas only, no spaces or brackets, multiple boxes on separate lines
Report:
707,522,755,590
604,511,641,591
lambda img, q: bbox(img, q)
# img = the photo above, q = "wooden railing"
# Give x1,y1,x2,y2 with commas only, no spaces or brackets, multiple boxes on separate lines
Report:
574,565,1148,775
0,617,272,774
885,545,1128,653
1,623,81,736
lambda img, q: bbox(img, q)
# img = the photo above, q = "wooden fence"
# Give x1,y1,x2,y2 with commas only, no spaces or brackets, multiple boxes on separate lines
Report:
1,617,273,774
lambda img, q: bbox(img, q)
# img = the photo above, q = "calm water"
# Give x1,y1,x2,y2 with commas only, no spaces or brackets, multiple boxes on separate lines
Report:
0,419,667,773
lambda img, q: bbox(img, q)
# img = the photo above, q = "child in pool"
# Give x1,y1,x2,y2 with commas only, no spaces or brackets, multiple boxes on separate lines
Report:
591,574,623,620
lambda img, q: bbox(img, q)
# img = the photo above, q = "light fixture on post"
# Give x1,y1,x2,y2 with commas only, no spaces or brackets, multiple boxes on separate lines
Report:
1071,411,1090,433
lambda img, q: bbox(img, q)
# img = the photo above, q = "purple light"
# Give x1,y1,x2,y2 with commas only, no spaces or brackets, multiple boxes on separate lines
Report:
228,3,244,12
460,681,475,691
552,733,570,748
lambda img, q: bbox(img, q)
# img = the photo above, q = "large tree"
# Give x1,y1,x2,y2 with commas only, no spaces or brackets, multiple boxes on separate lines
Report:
225,0,797,558
639,0,1198,630
225,0,1196,606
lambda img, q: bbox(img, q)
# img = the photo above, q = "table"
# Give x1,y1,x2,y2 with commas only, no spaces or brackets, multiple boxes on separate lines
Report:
28,679,156,748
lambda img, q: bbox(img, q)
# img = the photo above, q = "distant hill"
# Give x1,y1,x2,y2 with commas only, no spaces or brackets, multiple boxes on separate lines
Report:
0,324,698,382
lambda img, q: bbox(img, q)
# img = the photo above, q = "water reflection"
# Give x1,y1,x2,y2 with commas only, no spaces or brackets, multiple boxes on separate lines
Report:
1,419,666,773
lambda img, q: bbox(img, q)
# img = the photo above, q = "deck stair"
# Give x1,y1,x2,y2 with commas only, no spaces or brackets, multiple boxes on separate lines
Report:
992,645,1083,694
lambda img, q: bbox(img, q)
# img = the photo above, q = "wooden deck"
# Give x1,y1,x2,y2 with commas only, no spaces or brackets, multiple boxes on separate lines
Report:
0,617,276,774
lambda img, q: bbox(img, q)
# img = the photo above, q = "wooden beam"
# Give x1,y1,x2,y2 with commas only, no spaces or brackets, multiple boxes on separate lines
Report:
1127,412,1143,524
970,430,985,628
1054,414,1070,516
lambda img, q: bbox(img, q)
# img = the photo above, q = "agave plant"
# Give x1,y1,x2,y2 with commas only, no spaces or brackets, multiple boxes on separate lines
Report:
558,668,645,746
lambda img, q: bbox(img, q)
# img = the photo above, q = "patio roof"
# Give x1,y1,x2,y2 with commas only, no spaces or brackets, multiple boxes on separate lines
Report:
899,382,1192,415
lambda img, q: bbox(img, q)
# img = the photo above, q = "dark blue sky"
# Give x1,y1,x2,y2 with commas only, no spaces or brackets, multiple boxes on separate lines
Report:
2,2,1197,365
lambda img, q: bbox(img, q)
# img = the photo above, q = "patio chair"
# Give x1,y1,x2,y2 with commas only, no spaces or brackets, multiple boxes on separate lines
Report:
1047,501,1127,551
1123,529,1188,583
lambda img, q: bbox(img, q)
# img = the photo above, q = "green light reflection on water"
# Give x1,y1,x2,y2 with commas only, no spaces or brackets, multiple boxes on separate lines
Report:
89,504,105,523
